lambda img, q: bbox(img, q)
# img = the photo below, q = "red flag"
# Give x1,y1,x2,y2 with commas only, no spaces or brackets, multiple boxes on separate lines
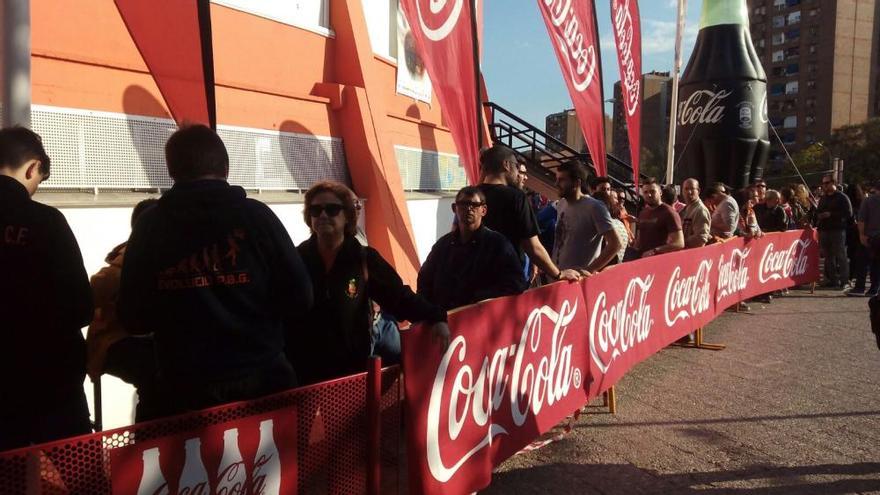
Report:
114,0,216,128
611,0,642,187
538,0,607,176
399,0,481,185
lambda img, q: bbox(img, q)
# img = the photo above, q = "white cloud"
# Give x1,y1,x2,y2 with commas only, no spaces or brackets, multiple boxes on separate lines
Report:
640,19,698,55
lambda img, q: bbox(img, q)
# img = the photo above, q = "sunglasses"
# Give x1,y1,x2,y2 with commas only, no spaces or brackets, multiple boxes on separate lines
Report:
453,201,485,211
308,203,345,217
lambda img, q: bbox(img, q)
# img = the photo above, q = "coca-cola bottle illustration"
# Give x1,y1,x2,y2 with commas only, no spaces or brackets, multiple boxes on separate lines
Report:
137,447,169,495
673,0,769,189
252,420,281,495
216,428,246,495
177,438,209,495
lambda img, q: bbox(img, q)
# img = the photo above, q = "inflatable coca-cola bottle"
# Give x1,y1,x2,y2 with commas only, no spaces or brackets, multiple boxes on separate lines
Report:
673,0,769,189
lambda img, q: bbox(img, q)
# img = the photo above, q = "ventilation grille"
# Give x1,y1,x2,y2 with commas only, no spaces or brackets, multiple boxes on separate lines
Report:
31,105,348,191
395,145,467,191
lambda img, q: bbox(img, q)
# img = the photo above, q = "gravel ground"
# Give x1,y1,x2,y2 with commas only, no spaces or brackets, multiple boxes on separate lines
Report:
482,289,880,495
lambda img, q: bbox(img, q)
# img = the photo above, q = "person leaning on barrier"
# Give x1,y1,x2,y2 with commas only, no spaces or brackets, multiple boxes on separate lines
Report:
118,124,313,418
552,162,621,275
86,198,162,422
680,178,711,249
592,190,629,265
705,182,740,241
417,186,527,311
634,178,684,258
0,126,93,450
755,189,787,233
478,144,580,283
289,181,450,385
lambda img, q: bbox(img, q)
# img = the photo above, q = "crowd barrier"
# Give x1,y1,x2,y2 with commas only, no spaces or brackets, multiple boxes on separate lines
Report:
0,230,820,495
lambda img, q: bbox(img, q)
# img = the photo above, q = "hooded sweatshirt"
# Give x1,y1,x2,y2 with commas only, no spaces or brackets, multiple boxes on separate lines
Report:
118,180,312,386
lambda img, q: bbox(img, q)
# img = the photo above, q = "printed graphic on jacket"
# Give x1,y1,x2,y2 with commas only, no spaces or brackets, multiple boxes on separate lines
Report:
158,229,252,290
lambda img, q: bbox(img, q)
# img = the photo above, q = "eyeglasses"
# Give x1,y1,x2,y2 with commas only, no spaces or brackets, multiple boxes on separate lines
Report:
453,201,485,211
308,203,345,217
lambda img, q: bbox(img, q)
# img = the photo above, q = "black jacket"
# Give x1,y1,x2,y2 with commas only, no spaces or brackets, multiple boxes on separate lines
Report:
0,176,93,411
815,191,853,231
418,226,527,311
119,180,312,387
754,203,788,233
290,236,446,384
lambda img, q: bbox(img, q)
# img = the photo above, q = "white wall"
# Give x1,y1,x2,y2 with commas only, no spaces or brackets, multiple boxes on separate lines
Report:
60,196,440,429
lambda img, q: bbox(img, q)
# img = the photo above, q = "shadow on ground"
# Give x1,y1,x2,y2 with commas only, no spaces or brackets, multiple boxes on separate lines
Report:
482,461,880,495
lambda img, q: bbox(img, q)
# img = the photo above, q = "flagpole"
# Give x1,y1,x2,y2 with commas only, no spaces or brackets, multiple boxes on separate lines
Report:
665,0,686,185
197,0,216,130
469,0,483,153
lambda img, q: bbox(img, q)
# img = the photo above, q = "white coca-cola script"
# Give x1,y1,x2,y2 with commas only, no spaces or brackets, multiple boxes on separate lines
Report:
759,239,811,283
589,276,655,374
426,300,581,482
664,260,713,326
716,248,751,302
678,89,731,126
416,0,463,41
612,0,639,116
541,0,598,92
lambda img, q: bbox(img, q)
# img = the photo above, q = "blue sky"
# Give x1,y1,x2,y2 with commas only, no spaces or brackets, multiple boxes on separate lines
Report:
482,0,704,127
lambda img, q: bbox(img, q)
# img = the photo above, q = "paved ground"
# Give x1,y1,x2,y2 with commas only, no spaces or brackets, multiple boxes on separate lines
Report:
482,289,880,495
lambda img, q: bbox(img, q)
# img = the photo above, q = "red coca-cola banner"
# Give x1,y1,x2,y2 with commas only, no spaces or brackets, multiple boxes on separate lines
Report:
399,0,481,185
110,410,297,494
610,0,642,186
115,0,216,128
402,230,819,494
537,0,607,176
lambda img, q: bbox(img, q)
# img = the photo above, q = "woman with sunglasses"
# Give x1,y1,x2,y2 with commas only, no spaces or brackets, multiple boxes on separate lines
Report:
288,181,450,385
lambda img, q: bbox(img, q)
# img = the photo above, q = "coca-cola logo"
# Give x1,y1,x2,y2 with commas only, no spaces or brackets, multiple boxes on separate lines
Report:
612,0,639,116
416,0,463,41
426,300,581,482
541,0,598,92
716,248,751,302
678,89,731,126
737,101,753,130
760,93,769,124
664,260,713,326
759,239,811,283
589,276,655,374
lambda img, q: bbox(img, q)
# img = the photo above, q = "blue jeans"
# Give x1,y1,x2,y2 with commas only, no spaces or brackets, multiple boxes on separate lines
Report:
819,230,848,286
371,312,400,365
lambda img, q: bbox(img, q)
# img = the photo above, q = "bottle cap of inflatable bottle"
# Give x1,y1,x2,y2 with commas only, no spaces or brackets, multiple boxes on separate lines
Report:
699,0,749,29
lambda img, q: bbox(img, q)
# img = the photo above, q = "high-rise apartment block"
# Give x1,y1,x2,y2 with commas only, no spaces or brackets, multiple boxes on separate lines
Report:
747,0,880,172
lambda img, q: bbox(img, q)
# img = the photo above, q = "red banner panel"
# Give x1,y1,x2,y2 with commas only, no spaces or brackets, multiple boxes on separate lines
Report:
610,0,642,185
399,0,481,184
110,410,297,494
402,230,819,494
114,0,215,128
537,0,607,176
401,282,591,495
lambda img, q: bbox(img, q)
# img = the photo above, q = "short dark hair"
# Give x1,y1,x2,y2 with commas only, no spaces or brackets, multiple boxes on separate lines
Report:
661,185,678,205
590,176,611,189
822,174,836,184
706,182,728,197
641,177,660,189
131,198,159,228
557,161,589,189
0,126,51,178
456,185,486,203
303,181,359,237
479,144,516,175
165,124,229,182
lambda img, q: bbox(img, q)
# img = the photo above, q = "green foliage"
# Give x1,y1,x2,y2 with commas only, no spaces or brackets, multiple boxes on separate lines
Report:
776,118,880,186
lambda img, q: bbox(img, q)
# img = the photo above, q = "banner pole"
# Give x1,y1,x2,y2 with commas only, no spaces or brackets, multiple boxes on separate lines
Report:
197,0,216,130
470,0,483,153
665,0,686,185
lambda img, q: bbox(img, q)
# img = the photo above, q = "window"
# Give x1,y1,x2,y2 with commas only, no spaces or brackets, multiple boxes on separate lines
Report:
772,32,786,45
806,98,816,108
786,81,799,94
782,132,796,144
808,44,817,54
771,83,786,96
362,0,397,59
786,28,800,40
773,50,785,62
783,116,798,128
212,0,330,33
772,66,786,76
807,63,817,73
787,11,801,24
774,0,786,6
786,0,801,5
807,80,816,89
772,15,785,27
785,46,800,58
809,8,819,16
770,116,785,127
805,116,816,126
757,39,766,48
786,63,799,75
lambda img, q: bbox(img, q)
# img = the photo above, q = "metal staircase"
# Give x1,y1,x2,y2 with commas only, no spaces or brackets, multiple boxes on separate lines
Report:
485,102,647,203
